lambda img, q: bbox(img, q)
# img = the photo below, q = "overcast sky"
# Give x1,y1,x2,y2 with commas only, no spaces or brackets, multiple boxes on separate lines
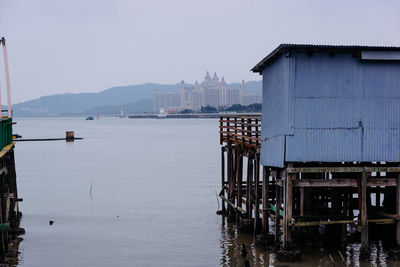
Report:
1,0,400,103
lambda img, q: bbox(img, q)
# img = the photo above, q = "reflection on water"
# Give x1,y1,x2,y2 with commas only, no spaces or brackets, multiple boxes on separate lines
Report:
219,216,400,267
219,216,273,266
11,117,400,266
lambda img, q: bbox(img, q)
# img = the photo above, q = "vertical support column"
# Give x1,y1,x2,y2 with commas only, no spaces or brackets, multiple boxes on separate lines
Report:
246,154,253,219
262,166,270,235
221,147,226,213
227,147,233,216
283,169,293,248
361,169,369,248
236,149,243,225
396,173,400,246
299,187,304,217
275,170,282,248
253,154,260,236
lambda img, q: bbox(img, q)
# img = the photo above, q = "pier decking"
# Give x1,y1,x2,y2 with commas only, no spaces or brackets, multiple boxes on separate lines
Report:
219,115,400,251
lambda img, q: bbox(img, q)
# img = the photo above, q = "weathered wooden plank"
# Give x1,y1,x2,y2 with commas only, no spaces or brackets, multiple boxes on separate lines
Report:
220,195,246,214
0,143,14,159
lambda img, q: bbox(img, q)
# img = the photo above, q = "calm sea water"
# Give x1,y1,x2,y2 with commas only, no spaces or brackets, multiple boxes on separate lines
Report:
12,117,400,266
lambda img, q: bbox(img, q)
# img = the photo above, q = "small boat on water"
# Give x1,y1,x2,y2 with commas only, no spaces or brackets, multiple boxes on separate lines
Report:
86,116,94,120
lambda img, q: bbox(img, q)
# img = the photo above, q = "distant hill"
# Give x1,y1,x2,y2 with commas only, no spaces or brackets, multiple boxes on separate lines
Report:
13,80,262,116
83,99,153,115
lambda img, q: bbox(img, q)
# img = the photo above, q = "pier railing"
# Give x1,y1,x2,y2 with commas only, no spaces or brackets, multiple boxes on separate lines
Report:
0,118,12,150
219,115,261,149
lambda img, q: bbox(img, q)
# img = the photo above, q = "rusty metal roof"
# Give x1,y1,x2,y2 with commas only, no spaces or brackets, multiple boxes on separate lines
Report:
251,44,400,73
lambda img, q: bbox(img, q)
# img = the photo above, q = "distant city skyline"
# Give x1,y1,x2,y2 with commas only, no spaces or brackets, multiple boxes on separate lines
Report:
153,72,261,112
1,0,400,103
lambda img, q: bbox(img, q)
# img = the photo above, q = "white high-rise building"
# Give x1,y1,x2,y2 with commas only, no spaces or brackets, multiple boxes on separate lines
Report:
153,72,261,111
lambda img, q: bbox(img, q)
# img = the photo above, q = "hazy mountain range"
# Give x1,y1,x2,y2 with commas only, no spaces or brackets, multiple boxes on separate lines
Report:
13,80,262,116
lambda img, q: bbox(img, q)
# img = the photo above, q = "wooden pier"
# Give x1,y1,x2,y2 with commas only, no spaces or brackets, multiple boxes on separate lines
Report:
218,115,400,251
0,118,23,261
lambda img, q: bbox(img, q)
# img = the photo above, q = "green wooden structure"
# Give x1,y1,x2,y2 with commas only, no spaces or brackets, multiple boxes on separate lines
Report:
0,118,12,150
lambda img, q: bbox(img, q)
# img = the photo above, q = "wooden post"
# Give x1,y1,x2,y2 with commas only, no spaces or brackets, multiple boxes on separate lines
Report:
275,170,282,248
246,154,253,219
65,131,74,142
283,169,293,248
221,147,226,213
236,149,243,225
262,166,270,235
254,155,260,236
396,173,400,246
300,188,304,217
361,169,368,248
227,147,233,216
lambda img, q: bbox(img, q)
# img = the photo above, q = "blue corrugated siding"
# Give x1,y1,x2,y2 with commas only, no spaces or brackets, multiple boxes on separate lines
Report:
260,56,286,167
260,55,293,167
261,135,286,168
261,51,400,166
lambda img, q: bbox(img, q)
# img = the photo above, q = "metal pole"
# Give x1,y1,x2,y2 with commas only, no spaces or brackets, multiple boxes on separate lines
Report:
1,38,12,118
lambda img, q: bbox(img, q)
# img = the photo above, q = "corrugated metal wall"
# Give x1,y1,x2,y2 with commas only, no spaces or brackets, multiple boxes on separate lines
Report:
261,51,400,167
260,56,289,167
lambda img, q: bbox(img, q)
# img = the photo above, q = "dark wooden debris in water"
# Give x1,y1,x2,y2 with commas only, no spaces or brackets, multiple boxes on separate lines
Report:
218,115,400,261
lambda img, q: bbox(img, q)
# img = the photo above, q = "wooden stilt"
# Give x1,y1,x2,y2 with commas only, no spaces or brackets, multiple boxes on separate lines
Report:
262,166,270,235
254,155,260,236
361,169,368,248
300,188,304,217
246,154,253,219
283,169,293,248
227,147,234,216
275,170,282,248
236,149,243,225
396,173,400,246
221,147,226,213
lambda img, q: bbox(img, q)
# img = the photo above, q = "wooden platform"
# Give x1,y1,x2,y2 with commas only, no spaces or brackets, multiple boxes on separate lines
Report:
218,115,400,250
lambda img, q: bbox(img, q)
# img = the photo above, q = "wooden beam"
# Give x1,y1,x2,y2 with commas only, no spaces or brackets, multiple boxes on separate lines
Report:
220,195,246,214
276,178,396,188
292,218,394,227
287,166,400,174
0,143,14,159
